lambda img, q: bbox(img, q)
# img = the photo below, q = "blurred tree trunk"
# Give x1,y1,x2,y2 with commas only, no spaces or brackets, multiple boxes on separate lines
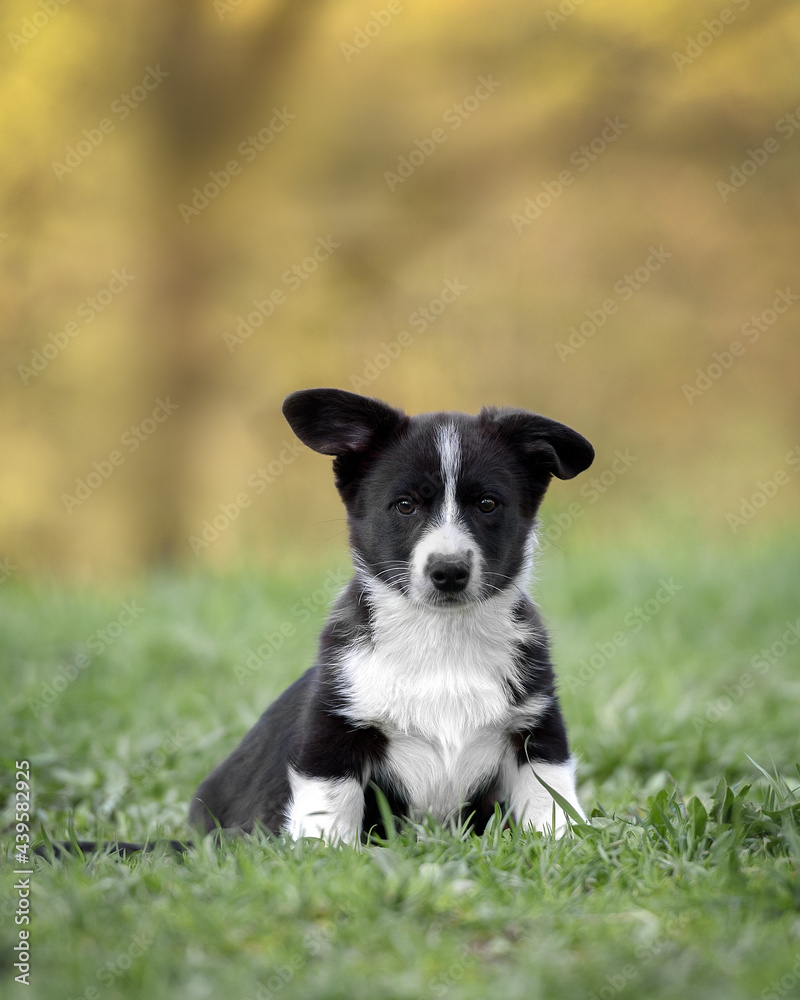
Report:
140,0,326,563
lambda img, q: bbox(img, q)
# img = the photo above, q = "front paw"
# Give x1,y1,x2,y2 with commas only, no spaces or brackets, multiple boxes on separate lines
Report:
508,758,586,837
286,771,364,845
527,804,578,838
285,811,359,845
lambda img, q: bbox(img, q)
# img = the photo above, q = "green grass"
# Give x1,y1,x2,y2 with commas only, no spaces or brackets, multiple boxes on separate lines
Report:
2,522,800,1000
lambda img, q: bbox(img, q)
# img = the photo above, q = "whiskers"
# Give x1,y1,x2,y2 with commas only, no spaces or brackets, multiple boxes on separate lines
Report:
481,570,530,605
360,558,409,591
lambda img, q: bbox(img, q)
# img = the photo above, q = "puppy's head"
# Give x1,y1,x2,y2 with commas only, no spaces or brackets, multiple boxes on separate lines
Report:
282,388,593,607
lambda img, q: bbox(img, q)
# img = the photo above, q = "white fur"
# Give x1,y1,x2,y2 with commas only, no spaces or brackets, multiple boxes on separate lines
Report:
436,422,461,523
409,521,480,602
348,578,536,736
339,577,555,823
286,769,364,844
408,422,479,602
285,420,581,838
503,757,584,836
376,728,508,824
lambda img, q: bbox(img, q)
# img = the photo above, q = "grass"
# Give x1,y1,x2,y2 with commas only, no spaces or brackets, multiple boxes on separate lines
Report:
2,519,800,1000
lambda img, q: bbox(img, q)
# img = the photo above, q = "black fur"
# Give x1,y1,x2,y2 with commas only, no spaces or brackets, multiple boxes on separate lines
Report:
190,389,594,839
37,388,594,856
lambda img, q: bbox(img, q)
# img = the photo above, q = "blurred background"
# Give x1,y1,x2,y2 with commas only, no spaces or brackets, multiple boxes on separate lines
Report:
2,0,798,578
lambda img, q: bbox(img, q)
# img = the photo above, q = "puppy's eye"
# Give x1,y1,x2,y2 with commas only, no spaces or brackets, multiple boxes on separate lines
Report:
396,498,417,515
477,498,497,513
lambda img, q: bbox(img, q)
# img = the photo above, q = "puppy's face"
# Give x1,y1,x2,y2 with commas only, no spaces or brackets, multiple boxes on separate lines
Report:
350,415,540,606
282,389,594,608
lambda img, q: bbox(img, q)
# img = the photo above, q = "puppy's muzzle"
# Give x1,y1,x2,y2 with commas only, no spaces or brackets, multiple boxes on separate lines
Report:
427,554,472,595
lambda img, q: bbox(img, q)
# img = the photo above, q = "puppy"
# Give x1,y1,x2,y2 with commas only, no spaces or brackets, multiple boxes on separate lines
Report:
190,388,594,843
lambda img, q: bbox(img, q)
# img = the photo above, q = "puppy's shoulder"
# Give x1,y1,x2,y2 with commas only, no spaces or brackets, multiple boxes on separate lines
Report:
318,575,373,656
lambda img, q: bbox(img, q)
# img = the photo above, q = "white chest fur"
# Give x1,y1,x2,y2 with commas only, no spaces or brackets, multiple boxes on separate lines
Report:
337,582,544,819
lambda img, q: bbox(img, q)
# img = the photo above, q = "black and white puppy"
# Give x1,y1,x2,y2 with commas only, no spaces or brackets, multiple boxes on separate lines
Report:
190,388,594,843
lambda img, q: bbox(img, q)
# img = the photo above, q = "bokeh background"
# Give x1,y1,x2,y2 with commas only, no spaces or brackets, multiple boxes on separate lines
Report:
2,0,799,578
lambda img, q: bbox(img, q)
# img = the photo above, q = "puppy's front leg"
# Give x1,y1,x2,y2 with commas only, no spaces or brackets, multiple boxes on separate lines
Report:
284,705,378,845
506,704,585,837
285,768,365,845
506,756,585,837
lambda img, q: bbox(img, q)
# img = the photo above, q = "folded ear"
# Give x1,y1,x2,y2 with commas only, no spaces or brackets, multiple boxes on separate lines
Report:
282,388,406,456
482,407,594,480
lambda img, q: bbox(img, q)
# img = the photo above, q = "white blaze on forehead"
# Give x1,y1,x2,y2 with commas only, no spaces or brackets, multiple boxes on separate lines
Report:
436,422,461,523
406,421,479,601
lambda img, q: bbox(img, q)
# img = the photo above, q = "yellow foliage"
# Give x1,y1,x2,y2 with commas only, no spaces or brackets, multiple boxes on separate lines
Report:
1,0,798,576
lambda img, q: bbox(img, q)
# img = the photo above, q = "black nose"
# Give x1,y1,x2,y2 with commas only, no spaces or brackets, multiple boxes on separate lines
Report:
429,558,471,593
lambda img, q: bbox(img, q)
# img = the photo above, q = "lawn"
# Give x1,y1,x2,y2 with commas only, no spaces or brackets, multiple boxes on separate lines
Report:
2,519,799,1000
